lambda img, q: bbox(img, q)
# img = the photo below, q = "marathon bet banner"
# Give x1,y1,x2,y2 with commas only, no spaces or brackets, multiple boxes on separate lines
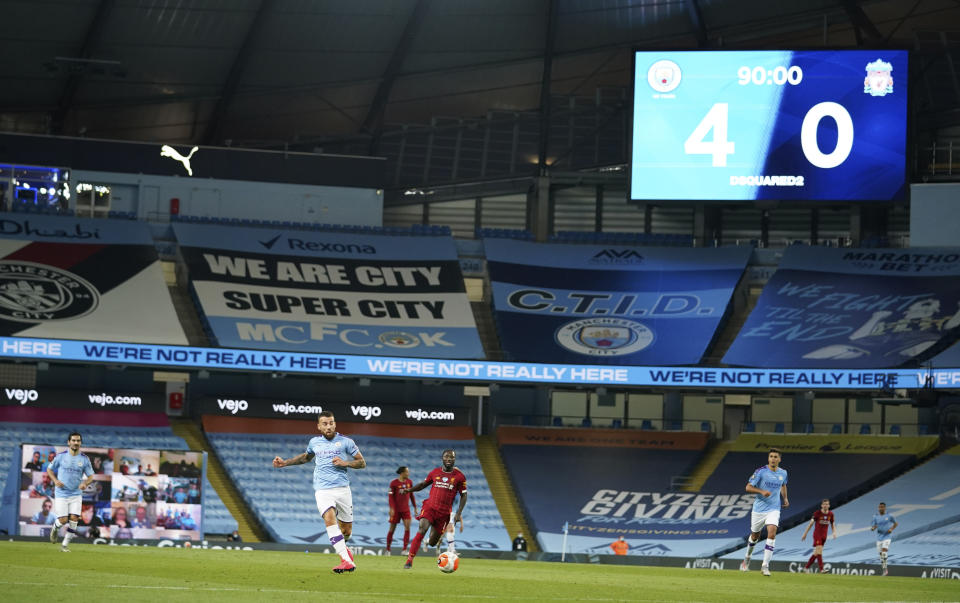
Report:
197,395,469,425
0,214,186,345
174,223,482,358
724,246,960,368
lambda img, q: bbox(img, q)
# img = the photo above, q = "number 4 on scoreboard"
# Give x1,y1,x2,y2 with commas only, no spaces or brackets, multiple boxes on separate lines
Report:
684,103,735,167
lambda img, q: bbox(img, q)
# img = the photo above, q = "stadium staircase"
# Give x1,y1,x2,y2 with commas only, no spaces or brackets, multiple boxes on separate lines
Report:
475,435,538,552
170,419,269,542
678,441,734,493
702,284,763,364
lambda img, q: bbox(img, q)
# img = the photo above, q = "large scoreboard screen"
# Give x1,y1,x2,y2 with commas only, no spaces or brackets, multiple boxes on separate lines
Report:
629,50,908,202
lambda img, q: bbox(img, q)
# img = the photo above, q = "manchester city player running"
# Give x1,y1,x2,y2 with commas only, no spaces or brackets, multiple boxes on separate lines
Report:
870,502,898,576
273,411,366,574
47,432,95,552
740,448,789,576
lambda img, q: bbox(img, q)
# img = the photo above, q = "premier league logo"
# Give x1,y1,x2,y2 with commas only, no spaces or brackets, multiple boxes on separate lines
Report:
0,261,99,323
555,318,654,357
864,59,894,97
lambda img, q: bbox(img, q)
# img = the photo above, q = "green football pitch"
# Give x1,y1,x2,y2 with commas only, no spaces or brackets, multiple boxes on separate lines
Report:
0,542,955,602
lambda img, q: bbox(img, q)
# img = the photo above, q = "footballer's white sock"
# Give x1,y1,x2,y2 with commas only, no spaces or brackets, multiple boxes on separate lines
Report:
63,521,78,545
446,529,456,553
745,535,759,559
325,525,351,563
762,538,775,566
880,550,887,569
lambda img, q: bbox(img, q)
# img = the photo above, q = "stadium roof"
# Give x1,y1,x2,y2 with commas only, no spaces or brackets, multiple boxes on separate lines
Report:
1,0,959,167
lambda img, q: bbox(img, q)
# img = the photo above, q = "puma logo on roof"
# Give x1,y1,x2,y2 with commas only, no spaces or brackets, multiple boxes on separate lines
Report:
160,145,199,176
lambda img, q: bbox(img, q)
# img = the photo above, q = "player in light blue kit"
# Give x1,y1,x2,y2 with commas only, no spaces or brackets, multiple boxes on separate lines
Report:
870,502,898,576
273,411,366,574
46,432,95,552
740,448,789,576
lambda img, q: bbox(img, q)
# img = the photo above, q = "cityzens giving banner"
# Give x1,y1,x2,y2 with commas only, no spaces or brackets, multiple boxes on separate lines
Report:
173,223,483,358
484,240,752,365
724,246,960,368
4,336,960,389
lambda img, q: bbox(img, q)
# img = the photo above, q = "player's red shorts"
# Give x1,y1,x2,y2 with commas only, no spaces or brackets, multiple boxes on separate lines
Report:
417,505,451,534
389,508,412,523
813,532,828,547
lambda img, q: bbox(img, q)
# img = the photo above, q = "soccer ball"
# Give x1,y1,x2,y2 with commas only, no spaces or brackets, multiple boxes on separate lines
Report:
437,551,459,573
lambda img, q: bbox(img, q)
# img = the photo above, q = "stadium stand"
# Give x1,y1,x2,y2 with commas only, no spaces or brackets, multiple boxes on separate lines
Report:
725,446,960,567
699,451,917,528
496,426,726,556
202,415,510,550
0,408,237,535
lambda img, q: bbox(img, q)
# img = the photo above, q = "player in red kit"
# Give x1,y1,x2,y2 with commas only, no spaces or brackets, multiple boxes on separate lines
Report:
801,498,836,573
386,466,417,555
402,449,467,569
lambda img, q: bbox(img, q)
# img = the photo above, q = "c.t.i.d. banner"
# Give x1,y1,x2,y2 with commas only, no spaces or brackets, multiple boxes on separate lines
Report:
724,247,960,368
485,240,751,365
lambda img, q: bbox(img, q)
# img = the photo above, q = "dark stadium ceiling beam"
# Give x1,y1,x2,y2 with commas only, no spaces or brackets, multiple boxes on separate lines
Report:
537,0,559,175
361,0,432,155
201,0,277,146
685,0,709,48
51,0,117,135
839,0,884,46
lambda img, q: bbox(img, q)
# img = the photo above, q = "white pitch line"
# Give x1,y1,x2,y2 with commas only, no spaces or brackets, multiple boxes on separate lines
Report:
0,581,651,602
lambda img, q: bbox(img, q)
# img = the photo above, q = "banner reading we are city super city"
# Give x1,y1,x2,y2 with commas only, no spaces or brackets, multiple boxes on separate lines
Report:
174,223,483,358
724,246,960,368
485,239,751,365
0,214,186,345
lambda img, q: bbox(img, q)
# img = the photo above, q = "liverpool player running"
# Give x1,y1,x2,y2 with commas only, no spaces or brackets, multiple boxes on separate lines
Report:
801,498,836,573
740,448,789,576
402,449,467,569
386,466,417,555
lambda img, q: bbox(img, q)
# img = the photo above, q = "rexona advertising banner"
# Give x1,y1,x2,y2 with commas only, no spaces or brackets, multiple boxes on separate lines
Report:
197,395,468,425
0,387,165,413
0,215,186,345
724,246,960,368
485,240,751,364
174,223,482,358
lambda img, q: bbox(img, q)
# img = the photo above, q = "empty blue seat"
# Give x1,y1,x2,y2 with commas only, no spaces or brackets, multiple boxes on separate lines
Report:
859,424,871,435
640,419,654,431
581,417,592,428
743,422,756,433
611,419,623,429
831,424,842,434
700,421,711,432
803,423,814,434
889,424,901,435
774,423,785,433
552,416,563,427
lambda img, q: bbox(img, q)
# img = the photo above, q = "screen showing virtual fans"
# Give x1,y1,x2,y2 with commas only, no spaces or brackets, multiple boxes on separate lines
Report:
630,50,908,201
17,444,204,541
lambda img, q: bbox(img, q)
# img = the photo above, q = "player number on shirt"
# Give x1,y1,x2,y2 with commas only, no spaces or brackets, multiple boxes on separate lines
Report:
683,102,854,169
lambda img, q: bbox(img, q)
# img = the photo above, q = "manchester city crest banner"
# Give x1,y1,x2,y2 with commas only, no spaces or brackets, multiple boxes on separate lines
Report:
0,215,187,345
723,246,960,368
174,223,484,358
484,240,751,365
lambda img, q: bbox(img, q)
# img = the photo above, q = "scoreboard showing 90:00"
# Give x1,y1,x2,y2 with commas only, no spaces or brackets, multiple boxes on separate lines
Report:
629,50,908,202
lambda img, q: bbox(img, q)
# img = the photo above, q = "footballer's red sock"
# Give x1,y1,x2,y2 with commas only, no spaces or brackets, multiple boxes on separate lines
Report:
403,529,410,550
817,555,824,571
386,531,393,551
407,532,425,560
805,554,815,569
